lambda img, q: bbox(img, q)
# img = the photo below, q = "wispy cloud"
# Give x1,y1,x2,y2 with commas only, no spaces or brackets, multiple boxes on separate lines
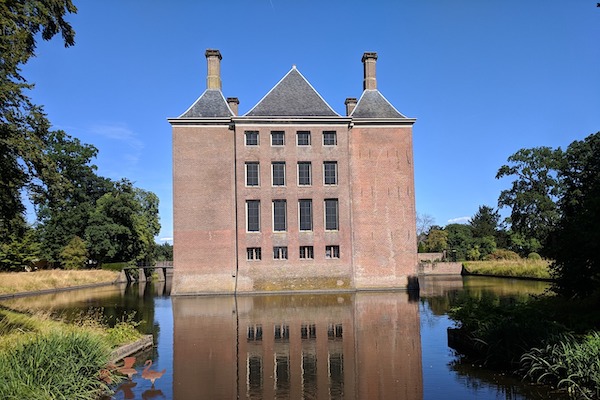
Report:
88,124,144,178
447,216,470,225
159,237,173,243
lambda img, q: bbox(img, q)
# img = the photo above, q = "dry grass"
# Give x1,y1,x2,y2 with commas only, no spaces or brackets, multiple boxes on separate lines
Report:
0,269,119,295
463,259,552,280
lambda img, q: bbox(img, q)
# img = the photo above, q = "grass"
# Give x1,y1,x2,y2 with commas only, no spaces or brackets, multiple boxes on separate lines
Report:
0,269,119,295
0,308,142,399
462,259,552,280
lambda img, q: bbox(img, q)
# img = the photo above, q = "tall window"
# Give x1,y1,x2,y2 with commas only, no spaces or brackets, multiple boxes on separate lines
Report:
297,131,311,146
323,161,337,185
326,245,340,259
325,199,339,230
299,199,312,231
247,247,261,260
323,131,337,146
273,200,287,231
271,131,285,146
298,162,311,186
273,246,288,260
299,246,314,259
245,162,259,186
245,131,259,146
272,162,286,186
246,200,260,232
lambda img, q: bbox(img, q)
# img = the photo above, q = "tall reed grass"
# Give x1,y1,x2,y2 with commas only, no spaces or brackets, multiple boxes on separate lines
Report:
520,332,600,399
463,259,552,279
0,308,140,399
0,270,119,295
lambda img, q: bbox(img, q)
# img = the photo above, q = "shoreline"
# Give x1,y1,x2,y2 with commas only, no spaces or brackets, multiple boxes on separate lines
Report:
0,280,120,301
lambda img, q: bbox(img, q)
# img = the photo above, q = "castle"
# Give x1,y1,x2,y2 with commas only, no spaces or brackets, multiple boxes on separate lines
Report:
169,50,418,294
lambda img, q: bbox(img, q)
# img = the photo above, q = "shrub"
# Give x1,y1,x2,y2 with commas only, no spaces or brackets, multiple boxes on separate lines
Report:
485,249,521,261
527,252,542,260
60,236,89,270
0,331,113,399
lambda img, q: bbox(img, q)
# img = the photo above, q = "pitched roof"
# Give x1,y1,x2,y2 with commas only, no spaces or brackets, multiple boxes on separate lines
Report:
178,90,233,118
245,67,339,117
351,90,406,119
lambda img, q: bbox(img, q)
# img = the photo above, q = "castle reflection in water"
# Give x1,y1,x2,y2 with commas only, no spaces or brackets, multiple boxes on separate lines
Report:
172,292,422,399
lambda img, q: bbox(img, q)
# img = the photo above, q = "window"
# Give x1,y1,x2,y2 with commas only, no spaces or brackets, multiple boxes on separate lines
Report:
245,162,259,186
247,324,263,341
301,323,317,340
271,131,285,146
323,131,337,145
327,323,343,340
246,200,260,232
299,199,312,231
273,246,288,260
245,130,259,146
299,246,314,259
297,131,311,146
247,247,262,260
326,245,340,259
323,161,337,185
297,162,311,186
273,200,287,231
274,324,289,341
272,162,286,186
325,199,339,230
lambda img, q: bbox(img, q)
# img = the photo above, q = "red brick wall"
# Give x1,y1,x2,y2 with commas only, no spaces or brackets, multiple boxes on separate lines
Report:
172,124,237,293
349,124,418,288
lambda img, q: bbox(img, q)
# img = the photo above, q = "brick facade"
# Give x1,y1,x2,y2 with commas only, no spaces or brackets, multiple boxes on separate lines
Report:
169,50,418,294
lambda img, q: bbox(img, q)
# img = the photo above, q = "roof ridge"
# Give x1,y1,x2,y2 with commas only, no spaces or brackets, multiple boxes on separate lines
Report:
351,89,407,119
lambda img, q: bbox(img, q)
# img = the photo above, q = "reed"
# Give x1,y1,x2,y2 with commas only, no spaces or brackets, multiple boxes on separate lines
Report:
520,332,600,399
0,270,119,295
463,259,552,279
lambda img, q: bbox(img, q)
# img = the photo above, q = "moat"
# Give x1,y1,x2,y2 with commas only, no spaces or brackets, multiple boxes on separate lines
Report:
0,275,558,399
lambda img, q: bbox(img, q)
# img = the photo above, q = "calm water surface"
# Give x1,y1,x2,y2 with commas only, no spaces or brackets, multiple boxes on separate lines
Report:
1,276,560,399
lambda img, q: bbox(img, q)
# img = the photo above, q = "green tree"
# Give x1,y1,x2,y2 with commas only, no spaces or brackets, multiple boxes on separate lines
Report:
0,0,77,241
84,181,160,265
33,131,114,264
59,236,88,270
550,132,600,297
422,229,448,252
470,205,500,238
155,242,173,261
496,147,563,255
0,229,41,271
445,223,474,261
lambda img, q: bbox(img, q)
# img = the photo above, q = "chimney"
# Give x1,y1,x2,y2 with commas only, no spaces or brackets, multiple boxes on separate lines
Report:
345,98,357,116
227,97,239,116
362,52,378,90
205,49,222,90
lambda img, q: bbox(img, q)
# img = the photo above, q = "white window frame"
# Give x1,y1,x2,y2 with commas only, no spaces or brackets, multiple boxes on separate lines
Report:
272,162,286,186
297,162,312,186
245,162,260,187
245,131,259,146
246,200,260,232
323,161,338,185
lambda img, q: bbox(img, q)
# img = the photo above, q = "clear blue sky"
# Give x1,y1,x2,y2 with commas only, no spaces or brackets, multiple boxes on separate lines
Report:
22,1,600,241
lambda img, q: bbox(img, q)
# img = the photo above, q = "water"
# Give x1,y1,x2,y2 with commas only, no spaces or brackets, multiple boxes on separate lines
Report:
0,276,560,399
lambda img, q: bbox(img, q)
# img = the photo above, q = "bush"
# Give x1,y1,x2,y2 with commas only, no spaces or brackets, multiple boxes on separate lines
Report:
527,252,542,260
0,331,113,399
485,249,521,261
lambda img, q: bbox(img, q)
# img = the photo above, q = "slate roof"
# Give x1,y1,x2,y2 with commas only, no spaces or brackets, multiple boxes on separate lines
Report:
245,67,339,117
351,90,406,119
178,90,233,118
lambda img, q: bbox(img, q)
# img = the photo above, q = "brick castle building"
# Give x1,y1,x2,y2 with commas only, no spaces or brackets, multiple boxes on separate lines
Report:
169,50,418,295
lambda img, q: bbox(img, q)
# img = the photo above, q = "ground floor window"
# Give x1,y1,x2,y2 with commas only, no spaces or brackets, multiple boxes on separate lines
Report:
273,246,288,260
247,247,262,260
325,245,340,259
299,246,314,259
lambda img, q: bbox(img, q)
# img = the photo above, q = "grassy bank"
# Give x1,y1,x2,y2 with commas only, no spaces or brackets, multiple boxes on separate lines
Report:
448,293,600,399
462,259,552,280
0,269,119,296
0,307,142,399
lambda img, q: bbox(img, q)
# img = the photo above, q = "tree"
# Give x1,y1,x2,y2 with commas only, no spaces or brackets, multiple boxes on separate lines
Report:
470,205,500,239
422,229,448,253
155,242,173,261
0,1,77,242
416,212,435,244
550,132,600,297
84,181,160,265
59,236,88,270
445,223,474,261
496,147,563,255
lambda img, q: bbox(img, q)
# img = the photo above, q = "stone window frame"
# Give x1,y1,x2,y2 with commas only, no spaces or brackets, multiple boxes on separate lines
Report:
272,162,286,186
296,130,311,146
246,200,260,232
323,161,337,185
299,245,314,260
271,130,285,146
272,199,287,232
324,199,339,231
245,130,259,146
323,130,337,146
245,162,260,187
298,199,313,231
297,161,312,186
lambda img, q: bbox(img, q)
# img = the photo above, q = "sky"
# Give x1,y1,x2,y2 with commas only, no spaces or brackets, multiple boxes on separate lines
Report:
22,1,600,241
